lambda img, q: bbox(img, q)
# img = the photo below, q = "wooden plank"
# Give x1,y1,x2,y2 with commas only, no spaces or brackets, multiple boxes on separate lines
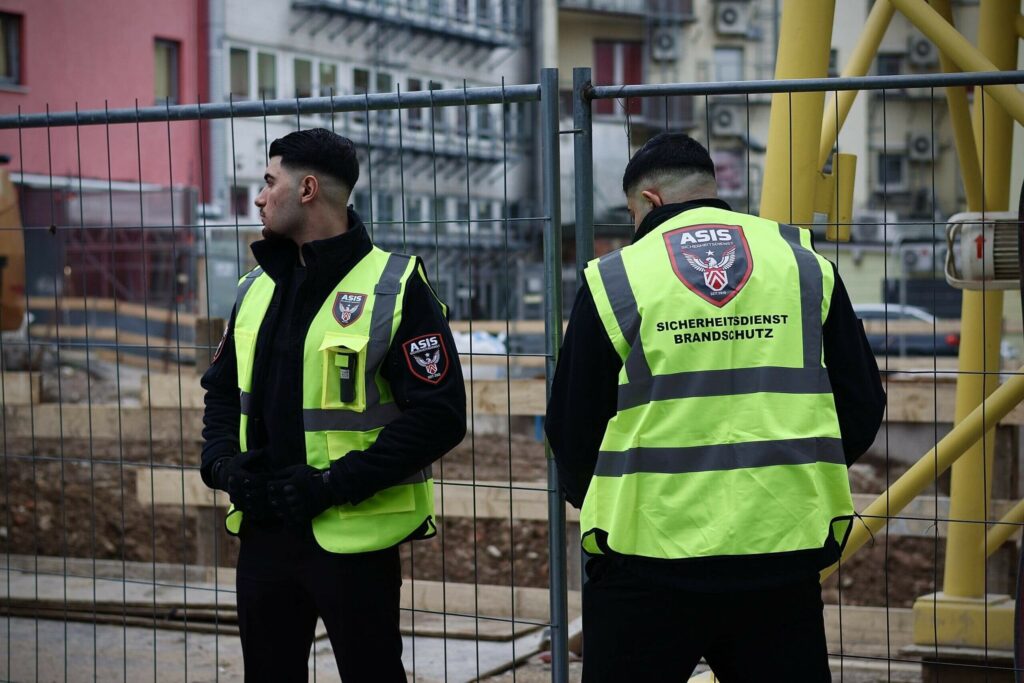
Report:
0,372,40,405
3,404,202,441
140,372,548,417
136,470,581,521
137,468,1024,542
26,296,198,327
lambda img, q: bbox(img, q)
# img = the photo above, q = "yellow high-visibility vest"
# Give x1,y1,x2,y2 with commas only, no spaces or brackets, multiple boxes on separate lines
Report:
227,246,435,553
581,206,853,560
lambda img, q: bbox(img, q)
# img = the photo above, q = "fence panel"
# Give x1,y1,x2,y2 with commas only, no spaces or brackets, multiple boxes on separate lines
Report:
0,76,571,682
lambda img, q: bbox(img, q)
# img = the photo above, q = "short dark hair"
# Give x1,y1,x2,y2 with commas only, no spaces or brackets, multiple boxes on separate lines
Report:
268,128,359,192
621,132,715,195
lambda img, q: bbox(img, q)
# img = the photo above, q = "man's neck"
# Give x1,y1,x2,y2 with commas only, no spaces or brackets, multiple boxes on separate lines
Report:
293,210,350,261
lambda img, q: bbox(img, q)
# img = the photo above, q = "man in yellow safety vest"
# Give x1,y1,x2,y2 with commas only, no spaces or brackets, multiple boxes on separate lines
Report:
546,132,885,681
200,128,466,682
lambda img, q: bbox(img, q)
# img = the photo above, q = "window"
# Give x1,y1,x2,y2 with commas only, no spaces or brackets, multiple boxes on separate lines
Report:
375,192,395,223
476,0,490,26
229,47,249,99
594,41,642,116
434,196,448,223
456,200,470,220
479,104,496,139
353,68,370,122
257,52,276,99
353,191,371,219
713,47,744,82
828,48,839,78
429,80,446,132
406,196,423,226
154,39,180,105
456,0,469,21
319,62,337,97
231,186,250,217
877,53,902,77
353,68,370,95
408,78,423,129
876,152,907,191
376,71,394,126
499,2,513,31
0,12,22,86
294,58,312,98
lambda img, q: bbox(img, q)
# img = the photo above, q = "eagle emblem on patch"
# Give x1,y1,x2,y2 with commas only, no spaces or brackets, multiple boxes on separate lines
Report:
333,292,367,327
663,224,752,308
403,333,449,384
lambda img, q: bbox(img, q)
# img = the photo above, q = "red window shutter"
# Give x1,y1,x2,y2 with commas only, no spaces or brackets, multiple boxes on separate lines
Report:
594,41,614,115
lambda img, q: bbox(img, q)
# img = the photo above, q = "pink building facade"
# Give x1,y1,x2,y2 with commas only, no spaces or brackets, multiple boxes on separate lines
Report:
0,0,207,188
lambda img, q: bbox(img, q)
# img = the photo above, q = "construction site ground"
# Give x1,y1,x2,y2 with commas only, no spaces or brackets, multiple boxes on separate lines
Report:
2,362,1018,680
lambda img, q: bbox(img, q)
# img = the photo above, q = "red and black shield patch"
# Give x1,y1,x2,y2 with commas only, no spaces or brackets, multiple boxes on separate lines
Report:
663,224,753,308
333,292,367,327
403,333,449,384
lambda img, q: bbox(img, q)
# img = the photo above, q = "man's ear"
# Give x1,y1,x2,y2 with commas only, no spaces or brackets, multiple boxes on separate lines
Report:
640,189,663,208
299,175,319,203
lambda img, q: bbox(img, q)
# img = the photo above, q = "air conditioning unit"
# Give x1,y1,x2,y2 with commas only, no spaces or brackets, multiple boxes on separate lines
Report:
650,28,679,63
851,209,898,244
908,133,934,162
901,242,947,275
907,34,938,67
715,1,751,36
709,102,744,137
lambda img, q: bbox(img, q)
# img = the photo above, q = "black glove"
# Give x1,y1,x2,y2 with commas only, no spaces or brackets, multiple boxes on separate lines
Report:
213,450,274,520
266,464,337,524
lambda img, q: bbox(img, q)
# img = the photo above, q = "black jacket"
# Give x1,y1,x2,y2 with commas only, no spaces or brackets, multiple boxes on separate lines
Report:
201,208,466,509
545,199,886,590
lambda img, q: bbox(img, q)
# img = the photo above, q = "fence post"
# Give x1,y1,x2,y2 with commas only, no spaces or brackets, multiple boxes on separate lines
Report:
572,67,594,280
540,66,569,683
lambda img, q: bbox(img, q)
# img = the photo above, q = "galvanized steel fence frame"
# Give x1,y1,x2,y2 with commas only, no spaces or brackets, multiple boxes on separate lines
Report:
570,67,1024,682
3,65,1024,682
0,68,572,682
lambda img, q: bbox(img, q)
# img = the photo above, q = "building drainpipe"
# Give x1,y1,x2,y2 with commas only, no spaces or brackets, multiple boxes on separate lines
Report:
208,0,227,222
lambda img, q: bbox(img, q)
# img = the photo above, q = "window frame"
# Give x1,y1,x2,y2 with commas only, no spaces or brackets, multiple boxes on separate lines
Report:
0,12,23,87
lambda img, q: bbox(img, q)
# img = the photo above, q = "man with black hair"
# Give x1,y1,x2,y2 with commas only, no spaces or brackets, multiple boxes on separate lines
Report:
546,132,885,681
201,127,466,682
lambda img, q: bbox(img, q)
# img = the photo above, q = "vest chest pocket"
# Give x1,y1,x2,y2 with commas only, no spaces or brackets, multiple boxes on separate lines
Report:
319,332,369,413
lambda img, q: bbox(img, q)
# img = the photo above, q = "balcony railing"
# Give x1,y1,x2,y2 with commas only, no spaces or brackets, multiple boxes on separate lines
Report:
558,0,694,21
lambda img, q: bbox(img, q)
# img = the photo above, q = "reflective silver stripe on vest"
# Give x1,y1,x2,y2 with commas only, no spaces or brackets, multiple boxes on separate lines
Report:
364,253,411,408
600,222,831,412
597,251,652,385
234,266,264,313
617,366,833,412
594,437,845,477
302,403,403,432
302,253,411,434
240,390,252,416
778,224,823,369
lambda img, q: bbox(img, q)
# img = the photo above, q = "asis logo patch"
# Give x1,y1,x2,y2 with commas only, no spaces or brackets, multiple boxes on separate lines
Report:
663,224,752,308
333,292,367,327
403,333,449,384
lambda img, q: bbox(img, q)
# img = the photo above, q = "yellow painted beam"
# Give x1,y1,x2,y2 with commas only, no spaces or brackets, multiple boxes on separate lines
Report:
929,0,983,210
821,367,1024,582
890,0,1024,125
913,592,1013,649
985,497,1024,558
818,0,895,170
943,0,1018,601
759,0,836,225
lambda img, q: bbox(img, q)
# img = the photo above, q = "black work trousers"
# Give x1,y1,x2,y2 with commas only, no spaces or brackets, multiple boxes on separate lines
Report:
581,557,830,682
235,523,406,683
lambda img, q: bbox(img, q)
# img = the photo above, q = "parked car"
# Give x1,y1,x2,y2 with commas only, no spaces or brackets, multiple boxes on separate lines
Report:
853,304,960,356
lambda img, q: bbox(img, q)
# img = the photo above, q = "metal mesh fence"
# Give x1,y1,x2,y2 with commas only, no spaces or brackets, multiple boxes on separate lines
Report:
0,76,570,682
0,66,1023,682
